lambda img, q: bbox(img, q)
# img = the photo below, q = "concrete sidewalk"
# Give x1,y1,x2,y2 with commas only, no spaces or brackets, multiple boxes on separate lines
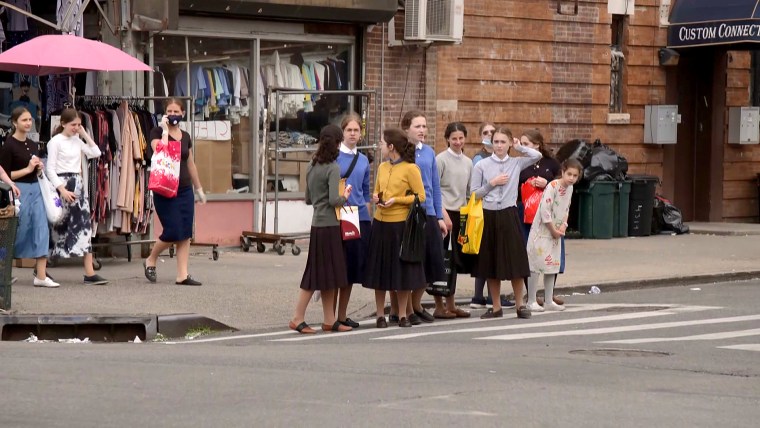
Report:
3,222,760,334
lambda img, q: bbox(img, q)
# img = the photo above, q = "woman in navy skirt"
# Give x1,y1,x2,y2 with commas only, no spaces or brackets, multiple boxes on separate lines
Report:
363,128,427,328
143,98,206,286
470,127,541,319
0,107,56,287
289,125,353,334
335,113,372,328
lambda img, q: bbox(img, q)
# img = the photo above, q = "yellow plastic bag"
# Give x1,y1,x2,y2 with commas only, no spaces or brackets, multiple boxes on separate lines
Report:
458,193,483,255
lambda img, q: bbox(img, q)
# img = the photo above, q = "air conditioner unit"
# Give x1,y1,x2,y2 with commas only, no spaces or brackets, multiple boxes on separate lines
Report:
608,0,635,16
404,0,464,43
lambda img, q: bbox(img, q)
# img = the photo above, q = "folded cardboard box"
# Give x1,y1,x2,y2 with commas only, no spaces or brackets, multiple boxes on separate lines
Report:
195,139,233,194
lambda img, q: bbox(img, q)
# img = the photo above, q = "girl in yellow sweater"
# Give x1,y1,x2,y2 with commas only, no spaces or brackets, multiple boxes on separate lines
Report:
363,128,426,328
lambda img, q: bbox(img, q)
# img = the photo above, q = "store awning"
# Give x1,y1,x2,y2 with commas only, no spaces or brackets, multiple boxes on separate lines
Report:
667,0,760,48
179,0,397,24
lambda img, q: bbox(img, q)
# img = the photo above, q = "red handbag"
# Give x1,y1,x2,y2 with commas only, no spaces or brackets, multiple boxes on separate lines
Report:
148,140,181,198
521,181,543,224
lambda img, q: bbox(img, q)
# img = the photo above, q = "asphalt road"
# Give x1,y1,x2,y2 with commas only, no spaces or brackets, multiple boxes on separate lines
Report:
1,280,758,427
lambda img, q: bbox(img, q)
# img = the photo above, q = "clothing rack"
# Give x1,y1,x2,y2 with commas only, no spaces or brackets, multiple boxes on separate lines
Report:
239,88,377,256
74,95,220,263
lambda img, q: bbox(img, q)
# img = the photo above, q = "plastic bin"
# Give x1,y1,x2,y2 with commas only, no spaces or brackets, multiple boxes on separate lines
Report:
0,215,18,310
577,181,616,239
614,180,631,238
628,175,659,237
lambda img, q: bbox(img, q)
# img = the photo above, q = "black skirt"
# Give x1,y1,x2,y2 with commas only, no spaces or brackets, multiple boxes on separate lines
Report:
153,185,194,242
343,220,372,285
423,215,447,284
472,206,530,281
363,220,426,291
300,226,348,291
446,208,475,274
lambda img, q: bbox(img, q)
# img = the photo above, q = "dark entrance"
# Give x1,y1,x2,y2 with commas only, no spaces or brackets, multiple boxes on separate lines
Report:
664,49,726,222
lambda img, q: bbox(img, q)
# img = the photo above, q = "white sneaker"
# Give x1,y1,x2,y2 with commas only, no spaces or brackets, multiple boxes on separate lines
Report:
526,302,545,312
33,277,60,288
544,301,565,311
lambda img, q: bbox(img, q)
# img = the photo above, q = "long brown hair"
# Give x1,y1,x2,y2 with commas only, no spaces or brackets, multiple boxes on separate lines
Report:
522,128,553,158
312,124,342,165
53,108,80,136
383,127,415,163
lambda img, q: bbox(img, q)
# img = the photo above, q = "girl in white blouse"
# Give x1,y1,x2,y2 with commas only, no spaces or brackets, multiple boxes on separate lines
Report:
46,108,108,285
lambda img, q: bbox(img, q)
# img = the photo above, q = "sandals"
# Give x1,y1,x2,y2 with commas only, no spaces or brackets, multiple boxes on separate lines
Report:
451,308,471,318
433,310,456,319
322,321,352,332
143,260,157,283
289,321,316,334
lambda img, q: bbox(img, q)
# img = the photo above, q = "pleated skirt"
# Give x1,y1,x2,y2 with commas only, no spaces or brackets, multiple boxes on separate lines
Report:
363,220,426,291
472,206,530,281
300,225,348,291
343,220,372,285
445,208,475,274
13,181,49,259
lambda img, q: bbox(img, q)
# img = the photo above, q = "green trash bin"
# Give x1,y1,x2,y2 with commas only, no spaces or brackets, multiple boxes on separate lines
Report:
0,214,18,310
577,181,616,239
613,181,631,238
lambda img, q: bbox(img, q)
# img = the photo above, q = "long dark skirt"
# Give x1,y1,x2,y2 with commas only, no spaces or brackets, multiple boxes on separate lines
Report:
300,225,348,291
363,220,426,291
51,174,92,258
423,215,446,284
153,185,194,242
343,220,372,285
446,208,475,274
472,206,530,280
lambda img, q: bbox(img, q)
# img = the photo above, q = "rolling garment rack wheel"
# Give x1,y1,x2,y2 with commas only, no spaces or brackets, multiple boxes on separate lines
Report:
291,245,301,256
93,257,102,271
169,245,175,258
256,241,266,253
212,248,219,261
274,241,285,256
240,236,251,252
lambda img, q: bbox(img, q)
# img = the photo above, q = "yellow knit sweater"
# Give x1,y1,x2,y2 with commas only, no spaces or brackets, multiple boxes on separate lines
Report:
373,161,426,222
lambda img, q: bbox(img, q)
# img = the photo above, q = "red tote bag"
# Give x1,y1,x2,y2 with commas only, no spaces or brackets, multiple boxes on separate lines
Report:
148,140,181,198
521,181,543,224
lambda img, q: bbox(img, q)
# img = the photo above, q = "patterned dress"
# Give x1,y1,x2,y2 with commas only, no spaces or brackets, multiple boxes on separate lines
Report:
526,180,573,274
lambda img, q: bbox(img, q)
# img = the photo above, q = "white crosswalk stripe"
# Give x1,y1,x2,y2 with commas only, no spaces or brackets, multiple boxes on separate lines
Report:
717,344,760,352
598,328,760,344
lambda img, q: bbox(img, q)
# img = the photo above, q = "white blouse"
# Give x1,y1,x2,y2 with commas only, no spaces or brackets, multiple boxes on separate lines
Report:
46,133,101,189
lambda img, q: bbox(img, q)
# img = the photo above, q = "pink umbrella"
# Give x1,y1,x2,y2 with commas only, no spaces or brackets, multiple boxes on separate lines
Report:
0,34,151,75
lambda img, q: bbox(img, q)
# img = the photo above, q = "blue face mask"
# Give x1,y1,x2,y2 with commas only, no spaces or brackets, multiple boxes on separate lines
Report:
482,139,492,147
168,115,183,126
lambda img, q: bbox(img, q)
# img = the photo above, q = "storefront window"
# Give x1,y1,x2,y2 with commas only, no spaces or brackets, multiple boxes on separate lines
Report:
153,35,356,197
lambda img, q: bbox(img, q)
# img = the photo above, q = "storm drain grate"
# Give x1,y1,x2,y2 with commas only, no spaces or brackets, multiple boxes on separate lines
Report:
595,306,671,313
570,348,672,357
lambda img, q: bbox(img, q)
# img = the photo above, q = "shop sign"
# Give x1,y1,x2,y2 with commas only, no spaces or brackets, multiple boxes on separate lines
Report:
179,120,231,141
668,19,760,48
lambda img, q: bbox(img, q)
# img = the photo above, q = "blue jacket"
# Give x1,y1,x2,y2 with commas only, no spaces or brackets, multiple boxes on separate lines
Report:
415,143,443,219
337,150,372,222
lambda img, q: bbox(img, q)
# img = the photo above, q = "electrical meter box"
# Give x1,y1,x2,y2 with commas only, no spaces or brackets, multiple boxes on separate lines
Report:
728,107,760,144
644,105,680,144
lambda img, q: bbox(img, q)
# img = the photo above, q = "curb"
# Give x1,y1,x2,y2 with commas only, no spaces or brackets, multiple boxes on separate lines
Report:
157,313,237,339
0,314,157,342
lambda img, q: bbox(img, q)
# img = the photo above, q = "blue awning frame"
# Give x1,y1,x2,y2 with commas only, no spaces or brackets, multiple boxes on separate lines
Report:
668,0,760,48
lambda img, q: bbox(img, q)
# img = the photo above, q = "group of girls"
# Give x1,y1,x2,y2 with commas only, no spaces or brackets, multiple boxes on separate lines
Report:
289,108,583,333
0,98,207,289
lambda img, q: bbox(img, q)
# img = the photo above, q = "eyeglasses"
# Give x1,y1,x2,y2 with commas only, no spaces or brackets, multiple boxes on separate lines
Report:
482,130,494,135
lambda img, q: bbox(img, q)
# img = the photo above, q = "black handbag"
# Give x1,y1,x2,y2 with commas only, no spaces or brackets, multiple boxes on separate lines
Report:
426,238,453,297
399,194,426,263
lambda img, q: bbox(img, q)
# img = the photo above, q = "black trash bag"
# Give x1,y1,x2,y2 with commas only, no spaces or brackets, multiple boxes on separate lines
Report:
0,182,12,209
556,139,593,166
652,195,689,235
584,139,628,182
400,194,426,263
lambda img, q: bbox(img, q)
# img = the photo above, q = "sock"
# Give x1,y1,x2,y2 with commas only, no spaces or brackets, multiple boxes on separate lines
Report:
474,277,486,299
527,274,539,305
544,274,557,303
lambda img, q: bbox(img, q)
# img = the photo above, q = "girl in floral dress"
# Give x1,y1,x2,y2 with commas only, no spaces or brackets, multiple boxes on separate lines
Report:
525,159,583,311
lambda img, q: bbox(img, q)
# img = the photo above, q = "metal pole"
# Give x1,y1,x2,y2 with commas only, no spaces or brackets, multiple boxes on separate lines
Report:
274,89,280,235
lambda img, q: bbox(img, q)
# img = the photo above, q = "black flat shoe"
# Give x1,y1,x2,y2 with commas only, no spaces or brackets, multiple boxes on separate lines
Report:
176,275,202,286
480,308,504,319
414,309,435,323
143,261,157,283
408,313,422,325
340,318,360,328
398,317,412,328
376,317,388,328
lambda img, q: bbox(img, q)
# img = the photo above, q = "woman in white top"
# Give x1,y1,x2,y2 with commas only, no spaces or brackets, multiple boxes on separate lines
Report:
46,108,108,285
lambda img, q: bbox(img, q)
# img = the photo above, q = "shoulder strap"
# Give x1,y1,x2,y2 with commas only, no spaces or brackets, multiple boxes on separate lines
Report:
342,153,359,179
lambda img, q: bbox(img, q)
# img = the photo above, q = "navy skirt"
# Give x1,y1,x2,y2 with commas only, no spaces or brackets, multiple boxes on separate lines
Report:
300,226,348,291
363,220,426,291
343,220,372,285
472,207,530,281
423,215,447,284
153,185,194,242
13,181,49,259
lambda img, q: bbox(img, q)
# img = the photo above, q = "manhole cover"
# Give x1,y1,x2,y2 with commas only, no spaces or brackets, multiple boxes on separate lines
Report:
570,348,671,357
595,306,670,313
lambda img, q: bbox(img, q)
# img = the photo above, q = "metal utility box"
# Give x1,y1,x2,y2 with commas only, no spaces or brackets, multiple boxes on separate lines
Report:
728,107,760,144
644,105,679,144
